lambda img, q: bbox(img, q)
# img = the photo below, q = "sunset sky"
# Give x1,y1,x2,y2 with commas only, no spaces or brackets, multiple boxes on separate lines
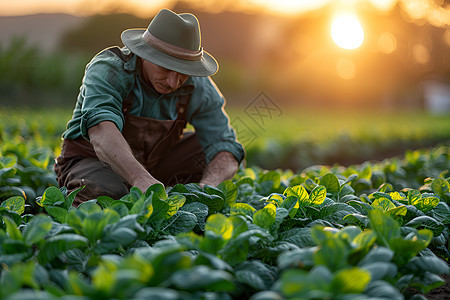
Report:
0,0,394,17
2,0,449,28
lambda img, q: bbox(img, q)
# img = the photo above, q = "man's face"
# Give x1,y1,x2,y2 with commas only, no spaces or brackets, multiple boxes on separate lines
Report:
141,59,189,94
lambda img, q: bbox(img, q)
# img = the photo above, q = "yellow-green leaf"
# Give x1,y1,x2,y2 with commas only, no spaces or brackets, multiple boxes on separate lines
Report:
372,197,396,212
166,194,186,218
283,185,309,205
310,185,326,205
1,196,25,215
206,214,233,241
230,203,256,217
331,267,371,293
253,203,277,229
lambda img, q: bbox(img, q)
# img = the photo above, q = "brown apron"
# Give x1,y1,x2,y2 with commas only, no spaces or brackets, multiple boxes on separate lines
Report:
54,87,206,205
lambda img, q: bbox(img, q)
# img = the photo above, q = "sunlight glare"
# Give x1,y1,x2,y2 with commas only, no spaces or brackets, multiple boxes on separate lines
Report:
378,32,397,54
336,57,356,80
331,14,365,50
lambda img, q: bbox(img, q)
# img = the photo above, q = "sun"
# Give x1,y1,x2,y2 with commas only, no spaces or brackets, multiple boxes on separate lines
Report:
331,14,365,49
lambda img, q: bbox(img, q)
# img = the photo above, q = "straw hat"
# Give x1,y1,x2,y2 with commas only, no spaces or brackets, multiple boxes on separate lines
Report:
121,8,218,77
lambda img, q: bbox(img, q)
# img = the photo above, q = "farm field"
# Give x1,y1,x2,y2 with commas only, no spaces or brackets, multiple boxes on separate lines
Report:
1,106,450,169
0,107,449,299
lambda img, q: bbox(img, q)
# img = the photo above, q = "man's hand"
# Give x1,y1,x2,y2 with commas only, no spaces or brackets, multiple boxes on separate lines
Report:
88,121,164,193
199,151,239,188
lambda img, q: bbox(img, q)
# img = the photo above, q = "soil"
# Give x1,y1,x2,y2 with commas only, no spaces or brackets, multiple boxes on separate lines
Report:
406,273,450,300
424,274,450,300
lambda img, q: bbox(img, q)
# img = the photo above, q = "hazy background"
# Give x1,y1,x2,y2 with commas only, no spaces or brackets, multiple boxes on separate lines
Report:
1,0,449,112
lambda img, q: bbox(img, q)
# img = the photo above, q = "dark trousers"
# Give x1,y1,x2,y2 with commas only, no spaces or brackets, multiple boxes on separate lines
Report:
55,132,206,206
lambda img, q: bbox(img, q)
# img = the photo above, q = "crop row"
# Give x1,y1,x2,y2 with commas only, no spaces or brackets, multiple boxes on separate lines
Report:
0,146,449,299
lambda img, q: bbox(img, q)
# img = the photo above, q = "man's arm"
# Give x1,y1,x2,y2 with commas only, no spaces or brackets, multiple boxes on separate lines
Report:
199,151,239,188
88,121,163,192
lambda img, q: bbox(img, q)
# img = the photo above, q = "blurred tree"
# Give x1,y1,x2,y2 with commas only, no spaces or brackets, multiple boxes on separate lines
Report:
58,13,147,56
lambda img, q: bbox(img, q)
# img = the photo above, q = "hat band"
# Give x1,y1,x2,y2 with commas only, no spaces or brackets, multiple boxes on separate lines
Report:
142,30,203,61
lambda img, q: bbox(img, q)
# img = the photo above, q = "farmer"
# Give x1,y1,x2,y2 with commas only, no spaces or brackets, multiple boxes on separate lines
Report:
54,8,245,206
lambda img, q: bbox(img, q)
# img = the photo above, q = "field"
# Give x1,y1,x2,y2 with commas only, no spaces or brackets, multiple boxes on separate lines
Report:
0,107,449,299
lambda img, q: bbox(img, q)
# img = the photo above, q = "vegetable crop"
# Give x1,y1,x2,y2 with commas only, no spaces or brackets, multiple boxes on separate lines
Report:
1,146,449,299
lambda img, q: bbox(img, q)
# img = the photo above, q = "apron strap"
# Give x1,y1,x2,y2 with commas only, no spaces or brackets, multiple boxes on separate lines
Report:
176,93,190,124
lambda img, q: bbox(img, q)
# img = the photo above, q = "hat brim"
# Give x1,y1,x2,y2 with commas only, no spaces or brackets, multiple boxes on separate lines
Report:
121,29,218,77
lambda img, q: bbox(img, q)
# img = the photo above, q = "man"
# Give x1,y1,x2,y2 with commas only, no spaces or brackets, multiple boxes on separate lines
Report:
54,8,245,206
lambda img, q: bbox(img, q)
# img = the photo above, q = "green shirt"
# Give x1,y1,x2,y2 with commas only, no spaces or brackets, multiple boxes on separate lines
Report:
63,47,245,163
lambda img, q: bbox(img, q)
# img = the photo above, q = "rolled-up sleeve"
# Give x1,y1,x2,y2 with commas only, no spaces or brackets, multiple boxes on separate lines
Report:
79,54,132,140
189,77,245,164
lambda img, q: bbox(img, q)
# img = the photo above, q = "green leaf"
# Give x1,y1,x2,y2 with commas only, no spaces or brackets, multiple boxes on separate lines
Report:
359,164,372,180
343,214,369,227
148,198,170,223
410,272,446,294
249,291,284,300
164,211,197,235
2,216,23,240
320,203,359,224
310,185,326,205
360,262,397,281
429,202,450,224
406,256,450,276
368,210,400,248
45,206,68,223
283,185,309,205
313,233,348,271
38,234,89,264
1,196,25,215
358,246,394,266
365,279,403,300
38,186,65,207
146,183,167,200
219,229,270,266
320,173,340,194
133,288,179,299
331,267,371,294
229,215,248,238
277,247,316,269
66,186,83,209
277,228,315,248
389,230,433,266
170,265,234,292
348,200,374,214
22,215,52,245
194,192,224,213
217,180,238,207
235,260,276,291
431,177,449,201
95,227,138,254
253,203,276,229
404,216,445,237
97,195,115,209
203,185,226,201
82,209,120,244
280,267,332,298
236,176,255,187
259,170,281,187
181,202,208,230
280,196,299,218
